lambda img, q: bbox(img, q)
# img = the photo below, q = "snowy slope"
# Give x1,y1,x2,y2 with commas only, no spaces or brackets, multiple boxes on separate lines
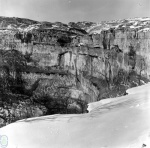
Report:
87,17,150,34
0,17,69,32
0,84,150,148
1,16,150,34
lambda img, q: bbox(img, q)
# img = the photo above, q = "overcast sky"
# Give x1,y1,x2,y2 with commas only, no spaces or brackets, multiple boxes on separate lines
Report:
0,0,149,23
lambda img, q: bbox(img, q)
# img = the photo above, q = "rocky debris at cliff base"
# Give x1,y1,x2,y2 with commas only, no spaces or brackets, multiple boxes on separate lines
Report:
0,83,150,148
0,98,47,127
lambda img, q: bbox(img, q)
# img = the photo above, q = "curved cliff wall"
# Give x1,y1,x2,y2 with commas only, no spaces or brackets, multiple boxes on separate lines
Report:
0,23,150,102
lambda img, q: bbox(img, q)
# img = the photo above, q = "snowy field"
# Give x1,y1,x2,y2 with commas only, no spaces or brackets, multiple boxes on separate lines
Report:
0,83,150,148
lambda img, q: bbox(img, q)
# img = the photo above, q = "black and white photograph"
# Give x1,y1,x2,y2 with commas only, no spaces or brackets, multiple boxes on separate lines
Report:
0,0,150,147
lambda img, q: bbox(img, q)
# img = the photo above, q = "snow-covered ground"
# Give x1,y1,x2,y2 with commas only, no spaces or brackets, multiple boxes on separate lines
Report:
88,17,150,34
0,83,150,148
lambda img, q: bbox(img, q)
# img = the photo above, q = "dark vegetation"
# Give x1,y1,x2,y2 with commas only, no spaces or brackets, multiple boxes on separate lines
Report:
0,48,87,127
57,36,72,47
0,49,29,125
15,32,32,44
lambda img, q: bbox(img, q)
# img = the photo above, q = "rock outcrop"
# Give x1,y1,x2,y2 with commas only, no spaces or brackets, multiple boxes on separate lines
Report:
0,17,150,122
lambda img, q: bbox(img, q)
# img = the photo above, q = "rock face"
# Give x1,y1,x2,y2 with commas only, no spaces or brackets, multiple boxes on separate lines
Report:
0,17,150,104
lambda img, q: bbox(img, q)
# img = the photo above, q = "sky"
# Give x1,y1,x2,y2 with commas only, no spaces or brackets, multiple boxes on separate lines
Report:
0,0,150,23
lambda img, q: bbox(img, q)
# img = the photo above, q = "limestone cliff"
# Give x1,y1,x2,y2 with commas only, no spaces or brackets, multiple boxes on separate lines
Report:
0,17,150,103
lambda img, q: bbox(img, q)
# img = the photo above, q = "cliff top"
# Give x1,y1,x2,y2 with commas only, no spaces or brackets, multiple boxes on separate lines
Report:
0,16,150,34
